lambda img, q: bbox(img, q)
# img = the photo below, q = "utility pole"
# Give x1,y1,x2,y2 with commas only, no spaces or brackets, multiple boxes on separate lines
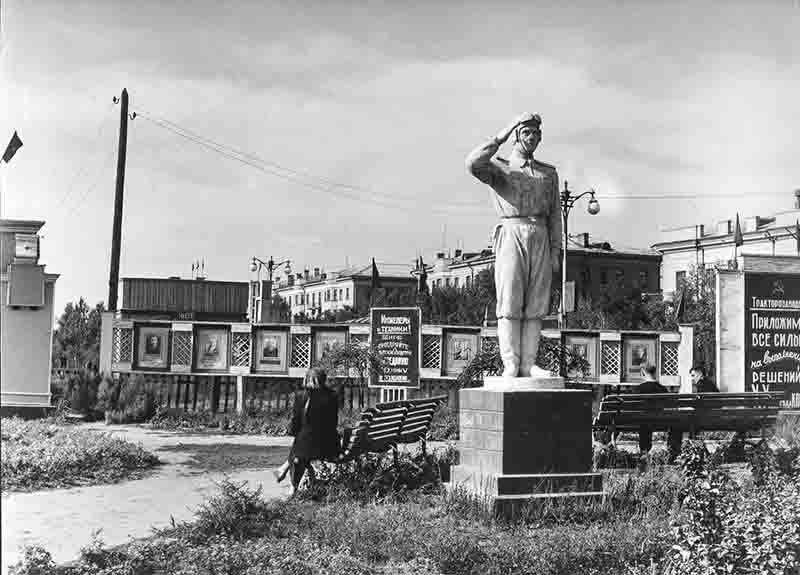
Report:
108,89,130,311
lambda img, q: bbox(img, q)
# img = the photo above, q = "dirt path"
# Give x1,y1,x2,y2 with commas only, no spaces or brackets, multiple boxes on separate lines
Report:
1,423,294,573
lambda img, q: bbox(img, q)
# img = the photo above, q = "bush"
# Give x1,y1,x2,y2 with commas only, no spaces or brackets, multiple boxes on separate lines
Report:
1,417,160,491
665,439,800,575
428,403,459,441
300,446,447,503
113,375,159,423
95,375,120,414
61,370,101,415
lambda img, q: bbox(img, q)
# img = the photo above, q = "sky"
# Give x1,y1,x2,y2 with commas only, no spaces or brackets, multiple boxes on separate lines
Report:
1,0,799,316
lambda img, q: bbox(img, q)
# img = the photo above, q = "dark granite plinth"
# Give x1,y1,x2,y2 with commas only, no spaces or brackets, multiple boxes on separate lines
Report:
450,385,603,514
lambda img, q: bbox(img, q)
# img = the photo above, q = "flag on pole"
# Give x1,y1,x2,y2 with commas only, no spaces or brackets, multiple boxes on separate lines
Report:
733,213,744,247
2,131,23,163
417,256,428,294
371,258,381,290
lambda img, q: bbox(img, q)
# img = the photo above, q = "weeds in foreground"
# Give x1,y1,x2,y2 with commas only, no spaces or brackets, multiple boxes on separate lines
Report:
1,417,160,492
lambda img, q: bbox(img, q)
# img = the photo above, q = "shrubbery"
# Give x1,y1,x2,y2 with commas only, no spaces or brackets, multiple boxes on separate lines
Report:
1,417,161,492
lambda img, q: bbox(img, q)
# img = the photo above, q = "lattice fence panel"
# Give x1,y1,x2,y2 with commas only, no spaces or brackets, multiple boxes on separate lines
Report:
112,327,133,363
422,334,442,369
543,338,560,374
172,332,193,366
291,334,311,368
601,341,621,375
232,332,251,368
661,341,679,376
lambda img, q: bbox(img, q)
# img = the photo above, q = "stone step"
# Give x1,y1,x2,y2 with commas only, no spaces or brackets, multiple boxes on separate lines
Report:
450,466,603,496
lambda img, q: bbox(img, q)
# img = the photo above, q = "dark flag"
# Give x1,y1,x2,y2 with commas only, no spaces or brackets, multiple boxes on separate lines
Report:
371,258,381,290
733,213,744,247
673,288,686,323
417,256,428,294
2,131,23,163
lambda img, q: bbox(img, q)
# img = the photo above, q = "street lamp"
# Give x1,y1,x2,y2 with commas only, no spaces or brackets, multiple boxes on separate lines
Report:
250,256,291,322
250,256,291,282
560,181,600,328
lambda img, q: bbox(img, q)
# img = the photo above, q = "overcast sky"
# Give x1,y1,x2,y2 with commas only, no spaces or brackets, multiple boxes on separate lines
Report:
1,0,798,315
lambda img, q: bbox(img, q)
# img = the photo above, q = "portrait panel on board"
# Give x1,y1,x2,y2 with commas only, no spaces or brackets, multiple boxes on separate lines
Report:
444,331,479,376
194,327,230,372
314,330,347,364
135,325,170,370
253,329,289,373
564,334,597,379
624,338,656,381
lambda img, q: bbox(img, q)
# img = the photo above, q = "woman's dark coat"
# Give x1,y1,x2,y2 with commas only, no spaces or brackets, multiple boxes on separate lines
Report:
288,388,340,461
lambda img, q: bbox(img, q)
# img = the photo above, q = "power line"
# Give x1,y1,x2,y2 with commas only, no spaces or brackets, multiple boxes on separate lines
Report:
132,108,486,214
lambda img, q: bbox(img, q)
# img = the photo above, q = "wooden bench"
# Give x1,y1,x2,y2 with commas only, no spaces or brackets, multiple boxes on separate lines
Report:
593,392,784,442
336,395,448,462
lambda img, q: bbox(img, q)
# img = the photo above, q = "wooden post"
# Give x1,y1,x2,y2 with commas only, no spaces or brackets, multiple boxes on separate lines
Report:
108,88,129,312
236,375,244,414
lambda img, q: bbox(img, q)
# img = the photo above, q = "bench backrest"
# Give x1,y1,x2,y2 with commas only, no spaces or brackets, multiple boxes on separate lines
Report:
342,395,447,458
594,392,783,432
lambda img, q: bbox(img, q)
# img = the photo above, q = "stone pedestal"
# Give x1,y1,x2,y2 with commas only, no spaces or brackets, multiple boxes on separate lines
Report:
450,376,602,516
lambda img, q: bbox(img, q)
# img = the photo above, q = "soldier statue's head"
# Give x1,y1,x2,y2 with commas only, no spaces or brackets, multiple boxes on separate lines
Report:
513,114,542,157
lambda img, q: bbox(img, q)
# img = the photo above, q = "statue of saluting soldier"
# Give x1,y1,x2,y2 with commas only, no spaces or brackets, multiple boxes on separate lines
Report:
466,113,562,378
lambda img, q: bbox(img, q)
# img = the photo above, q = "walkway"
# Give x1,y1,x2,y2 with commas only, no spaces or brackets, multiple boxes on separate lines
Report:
1,423,294,573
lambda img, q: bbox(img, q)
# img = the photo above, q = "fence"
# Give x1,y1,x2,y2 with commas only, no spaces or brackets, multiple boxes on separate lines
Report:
110,372,464,415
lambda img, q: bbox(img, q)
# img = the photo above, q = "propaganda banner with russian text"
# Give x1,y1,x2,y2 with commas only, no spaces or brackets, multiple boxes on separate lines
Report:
744,272,800,397
370,307,421,388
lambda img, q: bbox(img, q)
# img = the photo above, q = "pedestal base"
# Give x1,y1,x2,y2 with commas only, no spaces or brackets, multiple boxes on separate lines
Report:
450,378,603,516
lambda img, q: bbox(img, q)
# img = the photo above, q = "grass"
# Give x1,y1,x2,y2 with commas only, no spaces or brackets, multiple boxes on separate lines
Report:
1,416,161,492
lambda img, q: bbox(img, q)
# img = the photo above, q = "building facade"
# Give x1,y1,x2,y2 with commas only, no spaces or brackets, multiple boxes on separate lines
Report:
652,191,800,299
272,262,417,319
0,219,59,415
421,234,662,301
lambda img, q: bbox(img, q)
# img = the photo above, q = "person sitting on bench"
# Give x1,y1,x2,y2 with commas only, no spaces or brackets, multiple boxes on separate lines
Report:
274,367,340,494
638,363,682,461
690,363,719,393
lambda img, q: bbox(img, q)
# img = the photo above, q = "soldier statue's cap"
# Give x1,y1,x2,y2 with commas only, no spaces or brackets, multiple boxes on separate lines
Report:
519,114,542,129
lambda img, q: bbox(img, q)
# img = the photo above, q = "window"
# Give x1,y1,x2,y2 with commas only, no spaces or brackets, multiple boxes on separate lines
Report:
639,270,648,288
339,288,343,300
581,268,591,284
600,269,608,287
454,277,459,288
615,268,625,287
436,279,442,288
333,289,337,302
466,276,472,288
445,278,451,287
346,288,350,300
676,271,687,289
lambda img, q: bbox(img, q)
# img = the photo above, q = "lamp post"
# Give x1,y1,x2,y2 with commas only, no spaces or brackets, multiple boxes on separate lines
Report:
559,181,600,328
250,256,291,322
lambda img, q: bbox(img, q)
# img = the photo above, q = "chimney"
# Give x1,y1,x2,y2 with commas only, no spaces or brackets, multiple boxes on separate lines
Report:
314,267,320,277
454,249,462,258
436,252,445,259
304,268,310,281
794,189,800,210
583,233,590,248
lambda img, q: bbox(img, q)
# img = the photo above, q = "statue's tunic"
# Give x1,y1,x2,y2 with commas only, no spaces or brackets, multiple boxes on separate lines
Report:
466,138,563,320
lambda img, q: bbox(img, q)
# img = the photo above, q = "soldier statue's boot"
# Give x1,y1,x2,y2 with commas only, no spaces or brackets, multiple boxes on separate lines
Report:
497,318,521,377
519,318,549,378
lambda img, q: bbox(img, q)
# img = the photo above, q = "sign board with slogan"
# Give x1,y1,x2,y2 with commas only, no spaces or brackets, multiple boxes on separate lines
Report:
370,307,421,388
744,273,800,393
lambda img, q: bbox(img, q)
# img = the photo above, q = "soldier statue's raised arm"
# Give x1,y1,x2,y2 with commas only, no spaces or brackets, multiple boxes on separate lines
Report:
465,113,562,378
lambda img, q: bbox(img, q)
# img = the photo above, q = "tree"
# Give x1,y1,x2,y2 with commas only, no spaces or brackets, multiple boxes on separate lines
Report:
419,267,496,325
52,299,105,370
269,294,291,322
